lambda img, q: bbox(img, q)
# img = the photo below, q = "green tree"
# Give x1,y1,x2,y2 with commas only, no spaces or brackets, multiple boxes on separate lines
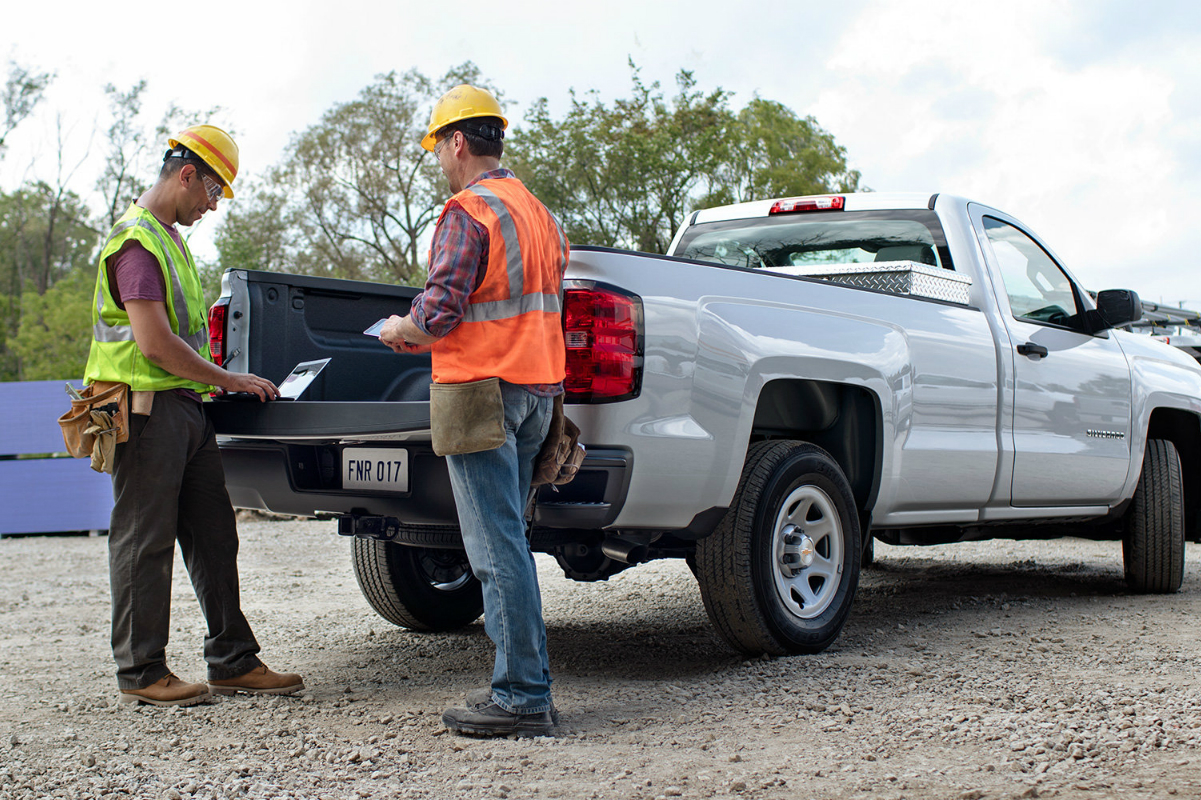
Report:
703,97,862,207
217,63,492,285
0,60,53,159
9,263,93,380
0,184,99,380
509,65,862,253
510,66,731,254
203,180,290,305
96,81,151,230
0,61,56,380
17,180,98,295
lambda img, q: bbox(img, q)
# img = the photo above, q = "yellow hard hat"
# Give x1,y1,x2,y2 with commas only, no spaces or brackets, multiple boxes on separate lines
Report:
421,85,508,152
168,124,239,198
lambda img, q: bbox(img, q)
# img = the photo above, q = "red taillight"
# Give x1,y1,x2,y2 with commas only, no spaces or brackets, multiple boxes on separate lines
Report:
563,286,642,402
769,196,845,214
208,298,228,367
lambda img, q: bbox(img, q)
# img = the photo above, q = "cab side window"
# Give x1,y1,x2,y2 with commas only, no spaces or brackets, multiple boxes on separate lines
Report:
983,216,1080,327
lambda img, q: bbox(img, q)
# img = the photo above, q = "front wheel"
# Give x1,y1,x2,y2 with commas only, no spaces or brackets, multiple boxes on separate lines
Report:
351,538,484,631
1124,439,1185,593
696,441,861,656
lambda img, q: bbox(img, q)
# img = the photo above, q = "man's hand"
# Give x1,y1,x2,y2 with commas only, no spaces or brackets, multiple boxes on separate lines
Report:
218,372,280,401
379,314,436,354
385,340,434,355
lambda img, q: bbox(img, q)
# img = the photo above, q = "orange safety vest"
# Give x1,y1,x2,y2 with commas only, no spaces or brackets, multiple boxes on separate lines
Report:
431,178,569,385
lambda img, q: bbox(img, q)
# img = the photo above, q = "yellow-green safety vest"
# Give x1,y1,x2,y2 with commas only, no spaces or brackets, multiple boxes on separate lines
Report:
83,204,213,393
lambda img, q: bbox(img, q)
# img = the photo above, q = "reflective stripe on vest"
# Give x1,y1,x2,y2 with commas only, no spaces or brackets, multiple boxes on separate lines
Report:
431,178,567,386
458,183,566,323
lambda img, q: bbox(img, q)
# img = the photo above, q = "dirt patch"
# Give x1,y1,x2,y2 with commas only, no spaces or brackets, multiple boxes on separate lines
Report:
2,520,1200,799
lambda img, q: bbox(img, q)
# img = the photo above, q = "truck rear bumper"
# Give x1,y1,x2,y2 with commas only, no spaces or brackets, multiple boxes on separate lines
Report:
216,438,633,531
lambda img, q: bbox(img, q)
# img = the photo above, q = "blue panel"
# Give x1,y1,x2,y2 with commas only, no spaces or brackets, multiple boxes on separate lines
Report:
0,379,86,456
0,458,113,535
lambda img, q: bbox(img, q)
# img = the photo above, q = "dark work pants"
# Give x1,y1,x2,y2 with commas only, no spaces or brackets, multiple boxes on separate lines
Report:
108,391,261,690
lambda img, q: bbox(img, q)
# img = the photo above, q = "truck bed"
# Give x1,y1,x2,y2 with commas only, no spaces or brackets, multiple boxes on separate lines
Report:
212,269,432,403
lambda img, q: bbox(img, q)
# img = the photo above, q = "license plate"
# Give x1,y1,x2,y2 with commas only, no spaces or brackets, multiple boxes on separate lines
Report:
342,448,409,492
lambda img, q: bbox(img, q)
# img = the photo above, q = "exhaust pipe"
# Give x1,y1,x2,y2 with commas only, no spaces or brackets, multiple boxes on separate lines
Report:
600,537,648,564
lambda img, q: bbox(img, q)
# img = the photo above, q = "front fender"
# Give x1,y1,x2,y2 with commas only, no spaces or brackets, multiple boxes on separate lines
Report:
1119,330,1201,502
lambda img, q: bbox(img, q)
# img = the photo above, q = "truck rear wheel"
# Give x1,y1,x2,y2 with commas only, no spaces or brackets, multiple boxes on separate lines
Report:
696,440,861,656
1124,438,1185,593
351,538,484,631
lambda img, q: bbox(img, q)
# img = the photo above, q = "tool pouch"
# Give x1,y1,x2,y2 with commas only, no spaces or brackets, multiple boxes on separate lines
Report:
429,377,506,456
532,394,585,487
58,381,130,462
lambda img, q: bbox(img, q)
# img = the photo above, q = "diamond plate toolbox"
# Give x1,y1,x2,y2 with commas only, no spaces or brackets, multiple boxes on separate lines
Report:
766,261,972,304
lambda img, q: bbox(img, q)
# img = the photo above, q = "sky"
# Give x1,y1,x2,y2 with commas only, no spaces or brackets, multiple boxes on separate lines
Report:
3,0,1200,308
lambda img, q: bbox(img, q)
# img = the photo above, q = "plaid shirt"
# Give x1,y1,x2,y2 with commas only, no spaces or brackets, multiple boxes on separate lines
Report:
410,169,563,397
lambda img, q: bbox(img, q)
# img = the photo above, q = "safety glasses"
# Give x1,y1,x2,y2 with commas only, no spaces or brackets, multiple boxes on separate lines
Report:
200,172,224,203
434,133,453,158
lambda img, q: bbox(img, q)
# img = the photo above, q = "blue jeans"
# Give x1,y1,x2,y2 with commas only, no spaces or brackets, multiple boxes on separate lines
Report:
445,382,554,714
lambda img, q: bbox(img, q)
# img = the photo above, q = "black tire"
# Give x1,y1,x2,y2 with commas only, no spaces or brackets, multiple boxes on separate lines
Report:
1124,439,1185,593
696,441,861,656
351,538,484,631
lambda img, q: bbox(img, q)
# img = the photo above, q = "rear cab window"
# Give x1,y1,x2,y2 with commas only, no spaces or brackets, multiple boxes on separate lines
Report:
673,210,956,274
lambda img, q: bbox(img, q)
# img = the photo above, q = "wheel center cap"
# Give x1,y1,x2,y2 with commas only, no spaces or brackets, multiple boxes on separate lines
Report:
782,525,818,571
798,535,816,567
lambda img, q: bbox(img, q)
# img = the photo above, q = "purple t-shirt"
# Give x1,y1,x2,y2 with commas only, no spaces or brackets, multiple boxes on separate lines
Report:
107,213,186,307
106,211,202,401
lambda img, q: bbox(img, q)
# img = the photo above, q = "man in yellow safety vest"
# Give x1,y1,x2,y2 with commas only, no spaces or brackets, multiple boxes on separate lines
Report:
83,125,303,706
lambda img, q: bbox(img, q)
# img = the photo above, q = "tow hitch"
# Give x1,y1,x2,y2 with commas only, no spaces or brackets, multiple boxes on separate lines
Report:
337,515,401,540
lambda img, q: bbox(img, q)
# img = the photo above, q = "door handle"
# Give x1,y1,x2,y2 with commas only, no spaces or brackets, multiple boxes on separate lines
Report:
1017,342,1049,358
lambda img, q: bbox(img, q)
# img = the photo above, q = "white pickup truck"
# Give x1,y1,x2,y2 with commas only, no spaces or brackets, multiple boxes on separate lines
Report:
206,192,1201,657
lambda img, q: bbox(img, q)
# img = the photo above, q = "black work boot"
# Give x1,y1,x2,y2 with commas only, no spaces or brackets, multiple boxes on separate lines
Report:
443,700,556,738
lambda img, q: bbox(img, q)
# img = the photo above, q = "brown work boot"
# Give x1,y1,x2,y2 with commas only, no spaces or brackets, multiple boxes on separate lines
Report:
119,674,211,707
208,664,304,696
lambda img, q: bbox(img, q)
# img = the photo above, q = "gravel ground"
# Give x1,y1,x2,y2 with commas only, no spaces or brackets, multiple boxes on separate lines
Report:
3,518,1201,800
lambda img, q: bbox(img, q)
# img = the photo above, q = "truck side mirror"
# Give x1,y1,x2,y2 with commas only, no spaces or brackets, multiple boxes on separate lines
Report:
1094,289,1142,329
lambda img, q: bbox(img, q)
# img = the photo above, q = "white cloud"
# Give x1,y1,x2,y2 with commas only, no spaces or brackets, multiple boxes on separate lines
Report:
810,0,1201,304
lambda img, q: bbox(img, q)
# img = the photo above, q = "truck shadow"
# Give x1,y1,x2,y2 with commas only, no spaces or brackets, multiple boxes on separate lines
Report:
540,548,1162,675
840,549,1165,650
860,551,1131,600
332,547,1192,729
359,551,1149,674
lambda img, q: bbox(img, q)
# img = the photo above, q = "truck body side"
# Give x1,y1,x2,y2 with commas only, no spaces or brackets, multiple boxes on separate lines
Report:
207,191,1201,654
